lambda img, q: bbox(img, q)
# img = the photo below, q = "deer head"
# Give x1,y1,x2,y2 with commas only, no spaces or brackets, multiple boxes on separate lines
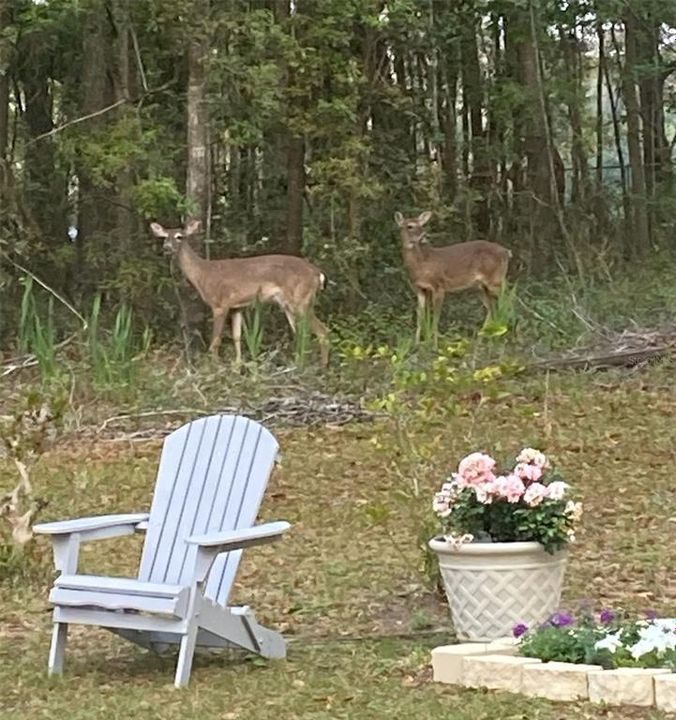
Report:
150,219,202,255
394,210,432,249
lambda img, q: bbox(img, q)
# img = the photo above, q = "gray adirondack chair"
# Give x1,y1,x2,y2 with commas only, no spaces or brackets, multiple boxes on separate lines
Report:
33,414,290,687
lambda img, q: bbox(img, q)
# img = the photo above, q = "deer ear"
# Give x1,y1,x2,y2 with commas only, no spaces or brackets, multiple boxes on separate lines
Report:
185,219,202,235
394,212,404,227
418,211,432,225
150,222,168,238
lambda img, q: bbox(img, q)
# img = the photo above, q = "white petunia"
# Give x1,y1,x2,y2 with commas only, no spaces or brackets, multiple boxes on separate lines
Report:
594,632,624,654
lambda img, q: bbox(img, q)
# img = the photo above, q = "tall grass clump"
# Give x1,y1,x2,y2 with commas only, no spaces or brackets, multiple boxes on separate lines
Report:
87,294,150,389
17,278,58,383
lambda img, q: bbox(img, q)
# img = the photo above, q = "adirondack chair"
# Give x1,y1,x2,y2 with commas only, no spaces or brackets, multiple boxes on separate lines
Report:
33,414,291,687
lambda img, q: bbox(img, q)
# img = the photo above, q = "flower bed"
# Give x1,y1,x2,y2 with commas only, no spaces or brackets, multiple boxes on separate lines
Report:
431,609,676,710
516,608,676,671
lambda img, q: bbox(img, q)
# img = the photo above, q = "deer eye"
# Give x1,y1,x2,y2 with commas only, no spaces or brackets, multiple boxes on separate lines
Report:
407,224,415,229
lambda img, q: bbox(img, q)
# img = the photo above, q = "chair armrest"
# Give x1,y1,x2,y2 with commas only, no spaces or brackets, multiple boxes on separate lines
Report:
186,521,291,552
33,513,149,536
187,521,291,583
33,513,149,575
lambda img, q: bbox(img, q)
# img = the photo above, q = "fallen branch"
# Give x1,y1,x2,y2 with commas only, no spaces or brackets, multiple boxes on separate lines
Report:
530,345,673,372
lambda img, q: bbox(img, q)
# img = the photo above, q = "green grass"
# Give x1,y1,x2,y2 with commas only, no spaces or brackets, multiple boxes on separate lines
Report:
0,365,674,719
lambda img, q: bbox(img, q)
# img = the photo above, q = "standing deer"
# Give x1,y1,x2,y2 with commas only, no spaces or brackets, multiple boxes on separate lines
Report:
395,210,511,344
151,220,330,365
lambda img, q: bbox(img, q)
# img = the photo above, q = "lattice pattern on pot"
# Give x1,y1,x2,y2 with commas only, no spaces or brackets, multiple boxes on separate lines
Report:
441,565,566,640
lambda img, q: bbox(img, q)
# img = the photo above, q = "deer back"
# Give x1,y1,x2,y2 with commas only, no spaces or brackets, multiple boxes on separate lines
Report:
183,249,324,311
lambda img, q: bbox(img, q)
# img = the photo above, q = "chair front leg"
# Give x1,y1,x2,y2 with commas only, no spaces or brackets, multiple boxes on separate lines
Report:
48,622,68,675
174,581,203,688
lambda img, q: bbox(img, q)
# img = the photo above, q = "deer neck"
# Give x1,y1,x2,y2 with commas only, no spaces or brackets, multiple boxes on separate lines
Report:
402,241,431,272
177,242,209,296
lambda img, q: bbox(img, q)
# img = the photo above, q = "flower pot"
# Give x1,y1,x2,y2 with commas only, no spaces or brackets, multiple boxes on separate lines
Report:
429,538,567,642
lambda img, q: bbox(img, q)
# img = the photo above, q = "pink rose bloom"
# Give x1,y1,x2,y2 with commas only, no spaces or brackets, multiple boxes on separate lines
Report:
516,448,549,468
495,474,526,503
457,452,497,487
433,493,452,518
523,482,548,507
513,462,543,484
546,480,568,501
474,480,497,504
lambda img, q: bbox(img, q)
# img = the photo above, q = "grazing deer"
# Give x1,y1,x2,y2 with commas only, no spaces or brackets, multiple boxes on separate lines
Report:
395,210,511,344
151,220,330,365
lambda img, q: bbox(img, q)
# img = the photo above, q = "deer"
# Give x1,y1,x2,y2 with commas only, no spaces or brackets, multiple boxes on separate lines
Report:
151,219,330,366
395,210,511,345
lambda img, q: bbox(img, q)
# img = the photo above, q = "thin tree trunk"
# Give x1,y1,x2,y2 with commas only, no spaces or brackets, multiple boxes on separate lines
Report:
595,23,604,189
605,29,630,234
621,12,650,251
460,12,488,234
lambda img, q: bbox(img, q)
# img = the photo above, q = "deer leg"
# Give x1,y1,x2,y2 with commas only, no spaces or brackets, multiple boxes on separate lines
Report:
209,310,227,360
307,310,330,367
231,310,243,365
431,291,444,349
415,290,426,345
282,307,297,334
480,285,497,318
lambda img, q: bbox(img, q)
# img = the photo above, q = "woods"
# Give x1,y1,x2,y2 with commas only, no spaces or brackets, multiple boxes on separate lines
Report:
0,0,674,346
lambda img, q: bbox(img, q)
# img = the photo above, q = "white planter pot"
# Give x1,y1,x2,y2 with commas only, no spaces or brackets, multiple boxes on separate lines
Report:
429,538,567,642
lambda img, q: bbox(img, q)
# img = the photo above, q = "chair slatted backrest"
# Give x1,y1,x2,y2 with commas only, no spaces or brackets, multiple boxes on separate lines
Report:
138,415,279,606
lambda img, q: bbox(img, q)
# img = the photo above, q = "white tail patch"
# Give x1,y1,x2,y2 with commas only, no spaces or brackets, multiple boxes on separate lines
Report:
319,272,326,289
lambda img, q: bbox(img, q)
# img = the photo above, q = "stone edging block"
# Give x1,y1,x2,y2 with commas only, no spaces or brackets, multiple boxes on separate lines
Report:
655,673,676,713
431,642,675,708
588,667,672,707
461,654,541,691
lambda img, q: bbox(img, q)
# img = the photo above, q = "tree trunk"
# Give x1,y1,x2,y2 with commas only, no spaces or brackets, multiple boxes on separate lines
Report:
186,0,209,239
563,29,589,205
16,23,68,259
182,0,210,347
595,23,604,189
621,12,650,251
285,132,305,255
77,0,115,290
460,11,488,234
509,4,559,239
606,27,630,241
0,0,9,164
111,0,134,256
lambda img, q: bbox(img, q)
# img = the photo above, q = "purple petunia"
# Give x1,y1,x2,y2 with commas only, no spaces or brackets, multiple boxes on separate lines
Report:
600,609,616,624
512,623,529,638
549,611,575,628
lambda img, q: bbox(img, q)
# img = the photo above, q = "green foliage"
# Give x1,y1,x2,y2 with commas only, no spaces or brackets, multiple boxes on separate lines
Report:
87,295,150,390
17,278,59,384
292,313,312,368
242,301,266,362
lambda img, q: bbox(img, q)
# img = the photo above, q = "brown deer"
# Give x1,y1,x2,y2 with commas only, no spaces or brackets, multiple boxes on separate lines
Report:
151,220,330,365
395,210,511,344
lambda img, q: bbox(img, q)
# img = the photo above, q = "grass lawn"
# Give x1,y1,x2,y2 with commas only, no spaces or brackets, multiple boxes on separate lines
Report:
0,366,674,719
